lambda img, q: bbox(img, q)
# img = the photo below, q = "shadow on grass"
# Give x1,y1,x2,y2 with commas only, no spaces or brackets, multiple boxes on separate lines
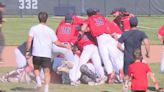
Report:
11,87,36,92
101,91,110,92
0,90,6,92
148,86,157,92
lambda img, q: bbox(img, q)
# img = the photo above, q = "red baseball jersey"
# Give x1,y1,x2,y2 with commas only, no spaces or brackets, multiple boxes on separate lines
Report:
106,20,122,35
78,33,95,50
110,21,122,34
56,23,78,44
158,25,164,36
121,14,134,31
72,16,84,25
112,16,122,30
58,19,65,27
121,16,131,31
128,62,151,91
87,15,109,37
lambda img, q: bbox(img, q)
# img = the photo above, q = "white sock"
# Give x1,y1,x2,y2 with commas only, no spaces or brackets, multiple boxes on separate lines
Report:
44,84,49,92
36,76,42,86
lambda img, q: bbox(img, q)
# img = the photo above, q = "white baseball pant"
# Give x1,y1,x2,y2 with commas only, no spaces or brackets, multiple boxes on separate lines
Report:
15,48,27,68
52,44,75,62
78,44,105,78
97,33,123,74
85,63,96,73
69,54,79,82
161,49,164,73
52,44,79,82
96,34,114,74
106,34,124,74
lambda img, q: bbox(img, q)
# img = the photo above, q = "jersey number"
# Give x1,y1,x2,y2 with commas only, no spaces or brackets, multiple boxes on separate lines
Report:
60,27,71,34
94,18,104,26
19,0,38,10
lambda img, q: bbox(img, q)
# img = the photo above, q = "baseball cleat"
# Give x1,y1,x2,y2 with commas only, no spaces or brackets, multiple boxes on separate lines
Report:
57,61,74,73
70,81,79,86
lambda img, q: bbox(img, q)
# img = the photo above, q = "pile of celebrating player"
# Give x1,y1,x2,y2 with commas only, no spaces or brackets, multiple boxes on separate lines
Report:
51,8,128,86
20,8,164,92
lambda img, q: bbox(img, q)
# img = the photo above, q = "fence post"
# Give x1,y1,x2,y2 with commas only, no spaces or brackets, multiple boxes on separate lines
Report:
104,0,106,16
20,9,23,18
148,0,151,16
134,0,137,15
81,0,85,15
58,0,61,7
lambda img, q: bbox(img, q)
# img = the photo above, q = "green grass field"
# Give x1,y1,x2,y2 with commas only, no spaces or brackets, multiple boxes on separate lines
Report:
0,16,164,91
2,16,164,45
0,63,163,92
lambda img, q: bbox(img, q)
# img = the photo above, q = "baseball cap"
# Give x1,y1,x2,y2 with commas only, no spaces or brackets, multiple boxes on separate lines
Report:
86,8,96,16
110,8,119,15
119,7,126,13
86,8,94,13
67,10,76,16
65,14,73,23
94,8,100,12
0,2,5,7
129,16,138,27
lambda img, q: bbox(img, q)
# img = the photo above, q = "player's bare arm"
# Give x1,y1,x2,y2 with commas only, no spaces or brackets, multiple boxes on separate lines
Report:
143,38,150,58
117,42,124,51
81,23,88,32
26,36,33,59
54,40,71,49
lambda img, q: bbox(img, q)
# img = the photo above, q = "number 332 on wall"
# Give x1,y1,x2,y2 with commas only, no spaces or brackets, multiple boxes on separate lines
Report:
19,0,38,10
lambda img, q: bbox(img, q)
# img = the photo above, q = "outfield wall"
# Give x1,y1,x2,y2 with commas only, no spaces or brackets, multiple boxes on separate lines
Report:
1,0,164,16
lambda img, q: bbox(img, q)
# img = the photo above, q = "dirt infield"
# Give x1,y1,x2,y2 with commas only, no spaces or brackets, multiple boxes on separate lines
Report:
0,45,163,67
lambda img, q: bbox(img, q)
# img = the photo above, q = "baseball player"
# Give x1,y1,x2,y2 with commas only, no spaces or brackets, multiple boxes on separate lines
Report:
119,8,135,32
106,19,123,39
81,8,124,83
75,28,106,83
26,12,70,92
15,42,45,82
105,20,124,81
55,14,80,85
80,63,102,85
15,42,28,68
110,8,122,31
111,8,134,32
58,12,84,27
157,25,164,72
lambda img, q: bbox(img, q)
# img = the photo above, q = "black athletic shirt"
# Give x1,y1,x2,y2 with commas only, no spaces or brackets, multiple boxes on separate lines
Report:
118,29,148,63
